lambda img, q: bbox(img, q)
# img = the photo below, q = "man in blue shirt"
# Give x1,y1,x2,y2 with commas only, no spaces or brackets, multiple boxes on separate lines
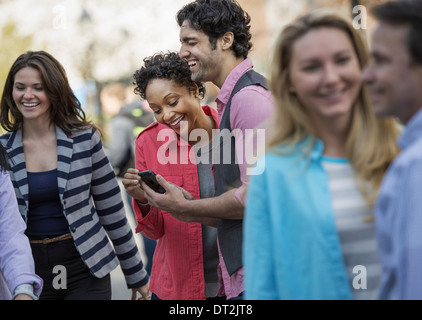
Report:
361,0,422,299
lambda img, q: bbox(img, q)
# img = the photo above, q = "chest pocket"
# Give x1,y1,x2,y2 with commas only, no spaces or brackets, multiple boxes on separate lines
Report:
164,175,184,190
161,174,200,202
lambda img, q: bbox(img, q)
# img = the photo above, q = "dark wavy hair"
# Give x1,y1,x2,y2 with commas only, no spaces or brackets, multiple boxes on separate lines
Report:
133,51,206,100
0,143,9,171
176,0,252,58
0,50,100,135
371,0,422,65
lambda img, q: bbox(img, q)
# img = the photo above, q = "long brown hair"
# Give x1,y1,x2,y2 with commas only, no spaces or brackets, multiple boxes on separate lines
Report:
0,50,100,135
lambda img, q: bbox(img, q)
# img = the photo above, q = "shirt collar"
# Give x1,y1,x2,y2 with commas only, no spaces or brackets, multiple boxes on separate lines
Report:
310,138,324,160
274,135,325,161
398,108,422,150
215,58,253,109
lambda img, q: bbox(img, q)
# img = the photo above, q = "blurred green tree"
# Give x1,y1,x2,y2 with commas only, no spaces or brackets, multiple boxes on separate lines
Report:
0,21,34,134
0,21,34,99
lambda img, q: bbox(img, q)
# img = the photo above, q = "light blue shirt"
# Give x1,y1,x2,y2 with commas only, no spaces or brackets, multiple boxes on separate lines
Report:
376,108,422,300
243,138,352,300
0,170,42,300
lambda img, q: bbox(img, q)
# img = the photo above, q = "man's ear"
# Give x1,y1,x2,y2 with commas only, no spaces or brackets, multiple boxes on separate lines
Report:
220,31,234,50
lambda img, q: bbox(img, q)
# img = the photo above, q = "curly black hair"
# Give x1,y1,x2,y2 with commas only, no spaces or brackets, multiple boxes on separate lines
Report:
176,0,252,59
133,51,206,100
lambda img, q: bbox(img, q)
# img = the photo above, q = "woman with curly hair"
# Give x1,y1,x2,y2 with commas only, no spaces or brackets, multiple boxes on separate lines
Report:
123,51,221,300
0,50,149,300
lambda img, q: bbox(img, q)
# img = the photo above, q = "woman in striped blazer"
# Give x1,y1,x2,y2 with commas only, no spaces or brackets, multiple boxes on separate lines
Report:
0,51,149,300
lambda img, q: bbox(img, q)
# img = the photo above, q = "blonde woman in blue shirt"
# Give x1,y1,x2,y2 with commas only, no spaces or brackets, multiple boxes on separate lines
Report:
243,10,400,300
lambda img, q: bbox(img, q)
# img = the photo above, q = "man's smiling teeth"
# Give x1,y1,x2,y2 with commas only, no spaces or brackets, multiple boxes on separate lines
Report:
188,60,197,67
170,115,185,126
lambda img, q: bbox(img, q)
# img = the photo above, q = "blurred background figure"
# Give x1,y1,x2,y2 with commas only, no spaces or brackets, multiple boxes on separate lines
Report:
100,82,156,276
100,82,155,178
361,0,422,300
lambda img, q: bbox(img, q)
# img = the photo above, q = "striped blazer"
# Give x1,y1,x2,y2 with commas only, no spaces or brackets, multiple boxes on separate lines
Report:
0,126,149,288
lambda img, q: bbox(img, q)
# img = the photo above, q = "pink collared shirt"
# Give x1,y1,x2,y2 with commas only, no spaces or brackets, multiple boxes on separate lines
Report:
215,58,274,299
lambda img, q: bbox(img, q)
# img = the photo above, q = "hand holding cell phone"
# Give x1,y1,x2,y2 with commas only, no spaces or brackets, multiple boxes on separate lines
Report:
138,170,166,194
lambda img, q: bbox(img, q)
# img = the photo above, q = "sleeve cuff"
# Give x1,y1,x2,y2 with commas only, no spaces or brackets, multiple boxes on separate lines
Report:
13,284,38,300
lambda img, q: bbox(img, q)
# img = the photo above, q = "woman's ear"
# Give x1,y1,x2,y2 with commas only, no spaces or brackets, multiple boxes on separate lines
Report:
191,84,200,98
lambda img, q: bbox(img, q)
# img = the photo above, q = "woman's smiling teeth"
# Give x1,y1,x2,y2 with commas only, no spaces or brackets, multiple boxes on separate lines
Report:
169,115,185,126
320,89,345,98
23,102,39,108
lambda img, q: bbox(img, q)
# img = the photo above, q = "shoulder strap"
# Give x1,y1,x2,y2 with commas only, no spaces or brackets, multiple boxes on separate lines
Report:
220,70,268,131
213,70,268,276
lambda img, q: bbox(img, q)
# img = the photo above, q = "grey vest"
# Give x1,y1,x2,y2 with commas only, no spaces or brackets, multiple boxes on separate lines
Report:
214,70,268,275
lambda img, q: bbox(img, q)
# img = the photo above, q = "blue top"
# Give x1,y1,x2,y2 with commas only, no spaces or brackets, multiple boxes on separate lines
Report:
376,108,422,299
26,168,69,237
321,155,349,164
243,137,352,300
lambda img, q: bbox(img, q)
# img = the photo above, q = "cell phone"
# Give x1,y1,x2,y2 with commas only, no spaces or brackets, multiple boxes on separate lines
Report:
138,170,166,194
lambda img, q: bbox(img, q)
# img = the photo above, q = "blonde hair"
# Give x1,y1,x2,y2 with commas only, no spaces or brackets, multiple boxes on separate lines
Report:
268,9,400,206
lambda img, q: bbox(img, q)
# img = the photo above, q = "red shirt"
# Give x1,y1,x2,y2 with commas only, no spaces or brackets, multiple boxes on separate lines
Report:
132,105,219,300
